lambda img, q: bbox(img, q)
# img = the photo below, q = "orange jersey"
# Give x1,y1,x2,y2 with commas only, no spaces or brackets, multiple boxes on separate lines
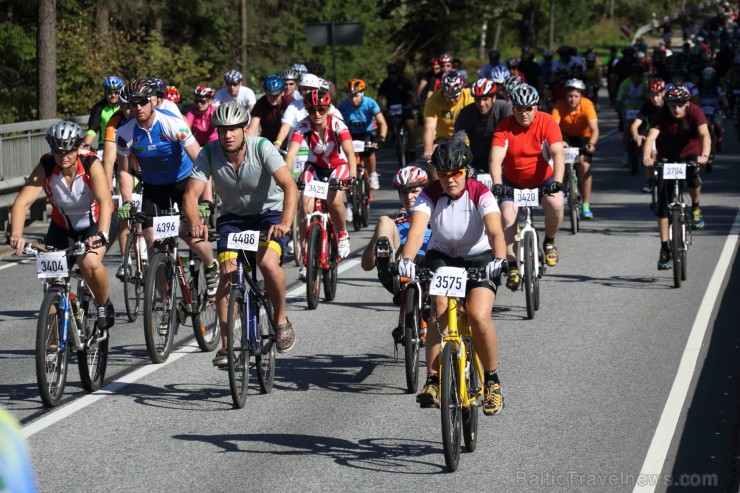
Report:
551,97,597,138
492,112,562,188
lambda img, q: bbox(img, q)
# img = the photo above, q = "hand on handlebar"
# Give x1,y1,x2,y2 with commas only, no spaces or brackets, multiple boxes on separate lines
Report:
397,258,416,279
543,181,562,195
491,183,506,198
7,234,26,257
486,258,509,281
266,222,290,241
189,223,209,241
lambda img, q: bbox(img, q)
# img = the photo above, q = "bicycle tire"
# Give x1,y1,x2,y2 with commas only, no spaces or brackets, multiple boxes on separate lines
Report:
123,233,143,322
143,252,177,363
352,178,362,232
191,259,220,352
395,127,407,167
361,176,370,228
671,208,682,288
403,286,421,394
462,337,479,453
568,169,579,235
323,227,338,302
305,224,322,310
77,295,108,393
226,288,248,408
440,342,462,472
629,141,640,175
36,290,69,407
292,210,302,267
523,231,536,319
255,281,276,394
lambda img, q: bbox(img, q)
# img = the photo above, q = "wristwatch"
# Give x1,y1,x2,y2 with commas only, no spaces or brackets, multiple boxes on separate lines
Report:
97,231,109,246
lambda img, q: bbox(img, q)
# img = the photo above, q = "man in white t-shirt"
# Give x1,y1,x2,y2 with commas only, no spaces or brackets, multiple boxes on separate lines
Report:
213,70,257,111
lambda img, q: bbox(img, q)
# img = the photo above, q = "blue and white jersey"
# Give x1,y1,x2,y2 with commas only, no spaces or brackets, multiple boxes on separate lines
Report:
337,96,381,135
116,108,197,185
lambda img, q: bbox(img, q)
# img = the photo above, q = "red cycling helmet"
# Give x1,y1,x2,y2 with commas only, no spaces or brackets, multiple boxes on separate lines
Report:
472,78,497,97
304,89,331,108
393,165,429,190
646,78,665,94
439,53,454,64
194,85,215,98
165,86,180,103
665,85,691,103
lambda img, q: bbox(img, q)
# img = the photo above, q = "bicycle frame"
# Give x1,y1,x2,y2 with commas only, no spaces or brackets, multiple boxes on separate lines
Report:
154,234,198,315
516,207,541,281
232,252,276,356
652,165,692,251
303,197,337,271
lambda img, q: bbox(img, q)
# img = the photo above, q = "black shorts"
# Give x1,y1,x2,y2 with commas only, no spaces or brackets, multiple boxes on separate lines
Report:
141,180,187,228
349,131,378,156
562,135,593,157
425,249,497,293
45,214,119,255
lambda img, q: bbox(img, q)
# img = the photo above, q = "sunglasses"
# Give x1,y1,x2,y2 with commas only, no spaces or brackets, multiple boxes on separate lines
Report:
195,98,208,104
51,147,78,155
437,169,465,179
514,105,536,113
668,102,687,108
128,99,150,107
105,90,120,95
229,82,240,87
307,106,329,115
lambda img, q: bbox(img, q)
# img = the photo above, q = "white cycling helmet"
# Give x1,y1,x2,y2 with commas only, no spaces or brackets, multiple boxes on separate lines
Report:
510,83,540,107
564,78,587,92
490,66,511,84
299,74,321,90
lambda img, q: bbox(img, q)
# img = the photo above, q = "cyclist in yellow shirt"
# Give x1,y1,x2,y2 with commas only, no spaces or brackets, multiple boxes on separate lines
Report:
422,70,474,162
551,78,599,218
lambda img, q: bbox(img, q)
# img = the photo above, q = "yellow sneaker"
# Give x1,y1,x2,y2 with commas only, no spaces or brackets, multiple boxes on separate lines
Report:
506,268,521,291
544,243,558,267
416,377,440,408
483,382,504,415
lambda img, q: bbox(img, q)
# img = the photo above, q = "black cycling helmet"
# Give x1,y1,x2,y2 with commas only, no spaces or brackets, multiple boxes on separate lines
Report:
430,140,473,172
305,60,326,77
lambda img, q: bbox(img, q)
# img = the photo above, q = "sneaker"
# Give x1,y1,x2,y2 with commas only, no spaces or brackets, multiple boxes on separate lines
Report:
212,349,228,367
369,172,380,190
544,243,558,267
115,264,126,281
483,381,504,415
204,261,219,301
345,206,354,223
97,301,115,330
658,249,672,270
691,207,705,230
582,204,593,219
416,376,440,408
338,231,350,259
298,267,307,281
641,180,652,193
375,236,394,292
285,240,294,256
506,268,521,291
391,326,404,345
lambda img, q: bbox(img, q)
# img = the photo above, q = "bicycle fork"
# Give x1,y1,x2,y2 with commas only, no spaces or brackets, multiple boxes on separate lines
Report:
440,300,482,409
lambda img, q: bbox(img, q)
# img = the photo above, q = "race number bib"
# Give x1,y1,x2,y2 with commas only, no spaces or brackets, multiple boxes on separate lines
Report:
625,109,639,120
293,148,309,175
564,147,580,164
303,179,329,199
513,188,539,207
352,140,366,153
476,173,493,189
36,251,68,279
663,162,686,179
429,267,467,297
130,193,142,210
227,230,259,252
389,104,403,116
152,215,180,240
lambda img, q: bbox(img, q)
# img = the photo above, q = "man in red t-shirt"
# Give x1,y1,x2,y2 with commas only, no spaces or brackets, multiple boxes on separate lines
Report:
489,84,565,291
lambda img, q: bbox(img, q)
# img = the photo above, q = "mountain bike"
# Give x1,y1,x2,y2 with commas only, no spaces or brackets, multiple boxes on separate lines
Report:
220,231,277,408
387,104,410,167
299,178,350,310
563,147,583,235
349,140,373,232
651,160,697,289
142,208,219,363
121,212,148,322
418,267,491,472
19,242,108,407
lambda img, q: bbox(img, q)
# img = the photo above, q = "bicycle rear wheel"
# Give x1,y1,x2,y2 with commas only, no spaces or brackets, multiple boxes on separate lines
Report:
255,281,276,394
227,288,248,408
361,177,370,228
323,228,338,302
462,338,479,453
440,342,462,472
568,169,579,235
192,260,220,352
523,231,536,319
306,224,322,310
352,178,363,232
671,209,682,288
395,127,407,167
403,286,421,394
123,233,143,322
292,210,302,267
143,252,177,363
77,296,108,393
36,291,69,407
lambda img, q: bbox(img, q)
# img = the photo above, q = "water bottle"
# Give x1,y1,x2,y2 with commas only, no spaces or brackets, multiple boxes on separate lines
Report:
179,255,191,282
138,235,148,261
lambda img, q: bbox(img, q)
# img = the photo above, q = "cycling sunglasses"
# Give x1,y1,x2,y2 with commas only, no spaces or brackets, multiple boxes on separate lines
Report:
307,106,329,115
437,168,465,179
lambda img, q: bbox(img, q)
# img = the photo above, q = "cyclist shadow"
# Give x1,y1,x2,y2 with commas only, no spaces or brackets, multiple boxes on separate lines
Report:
544,273,665,289
0,309,39,321
122,381,233,411
0,381,45,410
172,432,446,473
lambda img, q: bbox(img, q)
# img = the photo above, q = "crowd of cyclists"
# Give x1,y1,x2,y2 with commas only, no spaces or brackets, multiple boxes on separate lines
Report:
5,1,737,433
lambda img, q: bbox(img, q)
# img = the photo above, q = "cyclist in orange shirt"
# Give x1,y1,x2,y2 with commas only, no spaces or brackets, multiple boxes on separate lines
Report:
551,78,599,219
489,84,565,291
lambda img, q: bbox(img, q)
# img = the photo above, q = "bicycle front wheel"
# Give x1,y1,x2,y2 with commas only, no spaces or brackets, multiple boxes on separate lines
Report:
143,252,177,363
568,170,579,235
36,291,69,407
292,210,302,267
361,176,370,228
323,229,338,302
352,178,363,232
523,231,536,319
403,286,421,394
671,208,682,288
440,342,462,472
77,297,108,393
123,233,143,322
192,260,220,352
255,281,276,394
305,224,322,310
462,338,479,453
227,289,248,408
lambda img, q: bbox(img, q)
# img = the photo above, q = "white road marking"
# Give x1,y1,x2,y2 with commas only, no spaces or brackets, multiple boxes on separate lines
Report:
633,205,740,492
0,259,29,271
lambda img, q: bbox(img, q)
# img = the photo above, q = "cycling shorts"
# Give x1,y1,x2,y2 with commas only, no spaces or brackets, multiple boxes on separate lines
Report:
300,163,350,184
349,131,378,156
216,211,286,265
141,180,187,228
562,135,593,157
45,216,118,255
425,249,497,293
498,176,557,203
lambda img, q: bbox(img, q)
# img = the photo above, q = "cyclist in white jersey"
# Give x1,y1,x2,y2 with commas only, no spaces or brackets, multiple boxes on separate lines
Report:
213,70,257,111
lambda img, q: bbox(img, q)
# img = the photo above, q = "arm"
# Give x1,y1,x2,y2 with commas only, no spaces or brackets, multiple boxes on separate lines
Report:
117,154,134,203
248,116,262,136
399,211,430,261
548,141,565,183
268,166,299,240
489,145,507,184
87,160,113,247
274,122,292,148
483,211,507,259
374,111,388,139
284,140,301,175
696,123,711,166
183,178,208,240
630,117,645,145
183,141,212,202
101,140,117,190
341,139,357,178
422,116,437,160
8,164,46,255
587,118,599,151
642,127,660,166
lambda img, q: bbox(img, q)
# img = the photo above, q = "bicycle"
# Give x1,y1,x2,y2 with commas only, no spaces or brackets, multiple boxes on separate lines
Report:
496,186,547,320
417,267,493,472
121,212,148,322
19,242,108,407
387,104,410,167
284,147,309,267
650,160,698,289
390,270,430,394
349,139,373,232
563,146,583,235
299,178,350,310
220,231,277,408
142,207,219,363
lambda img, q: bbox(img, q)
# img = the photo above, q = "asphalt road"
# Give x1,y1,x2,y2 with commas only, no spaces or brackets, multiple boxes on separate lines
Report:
1,101,738,493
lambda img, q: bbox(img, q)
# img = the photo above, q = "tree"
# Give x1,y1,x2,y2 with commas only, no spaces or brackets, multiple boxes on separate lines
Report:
37,0,56,119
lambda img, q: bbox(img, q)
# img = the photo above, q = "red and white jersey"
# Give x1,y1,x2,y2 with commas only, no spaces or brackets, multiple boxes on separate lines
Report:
414,178,500,257
40,153,100,232
290,115,352,169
